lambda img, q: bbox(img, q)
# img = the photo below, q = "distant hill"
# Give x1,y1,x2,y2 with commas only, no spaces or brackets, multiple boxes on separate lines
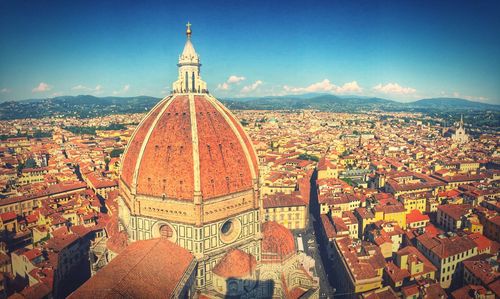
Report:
0,95,161,119
406,98,499,110
0,94,498,120
223,94,398,111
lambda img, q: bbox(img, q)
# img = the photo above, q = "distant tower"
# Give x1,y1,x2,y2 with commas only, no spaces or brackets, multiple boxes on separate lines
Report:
451,114,469,144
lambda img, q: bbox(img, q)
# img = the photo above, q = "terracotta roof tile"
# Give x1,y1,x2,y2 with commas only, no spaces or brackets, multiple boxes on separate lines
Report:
70,238,194,298
212,248,256,278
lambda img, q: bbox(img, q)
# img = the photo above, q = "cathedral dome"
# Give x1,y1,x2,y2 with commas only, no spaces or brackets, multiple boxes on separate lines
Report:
262,221,296,261
120,23,258,203
120,93,259,201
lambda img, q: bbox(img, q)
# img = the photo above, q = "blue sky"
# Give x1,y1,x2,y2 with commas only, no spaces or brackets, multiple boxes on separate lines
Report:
1,0,499,103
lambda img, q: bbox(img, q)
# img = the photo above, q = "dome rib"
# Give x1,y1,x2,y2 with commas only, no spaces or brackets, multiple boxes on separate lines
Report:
121,98,169,188
188,94,201,199
132,95,177,193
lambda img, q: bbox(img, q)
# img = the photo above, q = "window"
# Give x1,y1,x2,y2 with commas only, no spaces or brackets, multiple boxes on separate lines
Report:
159,225,173,238
221,220,233,235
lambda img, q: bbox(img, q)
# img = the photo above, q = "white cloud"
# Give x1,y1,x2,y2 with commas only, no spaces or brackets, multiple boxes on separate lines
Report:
283,79,362,94
72,84,104,94
373,82,416,95
32,82,52,93
216,75,246,91
217,82,230,91
227,75,245,84
71,84,88,91
1,88,10,93
113,84,130,95
241,80,263,93
335,81,362,93
52,92,63,97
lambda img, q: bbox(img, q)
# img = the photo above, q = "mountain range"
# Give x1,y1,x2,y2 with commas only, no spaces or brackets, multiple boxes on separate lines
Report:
222,94,499,111
0,94,498,120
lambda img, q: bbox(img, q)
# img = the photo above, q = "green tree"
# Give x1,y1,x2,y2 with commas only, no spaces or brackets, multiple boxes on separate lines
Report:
110,148,125,158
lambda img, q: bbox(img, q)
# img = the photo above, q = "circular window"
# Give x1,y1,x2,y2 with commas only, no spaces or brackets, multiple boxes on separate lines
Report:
220,218,241,244
221,220,233,235
152,222,177,242
159,225,173,239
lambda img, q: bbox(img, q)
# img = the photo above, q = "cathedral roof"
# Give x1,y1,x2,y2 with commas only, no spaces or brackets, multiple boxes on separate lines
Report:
70,238,195,298
212,248,257,278
120,94,258,201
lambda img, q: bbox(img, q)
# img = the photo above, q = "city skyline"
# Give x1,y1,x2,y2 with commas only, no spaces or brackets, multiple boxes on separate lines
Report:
0,4,498,297
1,0,500,104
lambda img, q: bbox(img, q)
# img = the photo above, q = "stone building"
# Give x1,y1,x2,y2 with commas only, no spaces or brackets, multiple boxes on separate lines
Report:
117,23,261,291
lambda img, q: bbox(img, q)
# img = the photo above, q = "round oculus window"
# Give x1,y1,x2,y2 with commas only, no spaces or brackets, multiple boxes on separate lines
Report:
221,220,233,235
220,218,241,244
159,225,173,239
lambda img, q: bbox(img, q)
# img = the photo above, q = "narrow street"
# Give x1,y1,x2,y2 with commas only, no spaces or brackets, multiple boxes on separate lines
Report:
305,170,337,298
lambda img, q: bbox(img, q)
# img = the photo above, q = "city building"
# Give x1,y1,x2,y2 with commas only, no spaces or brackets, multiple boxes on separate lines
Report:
416,233,478,288
263,192,308,230
436,204,472,231
384,246,437,289
331,237,385,294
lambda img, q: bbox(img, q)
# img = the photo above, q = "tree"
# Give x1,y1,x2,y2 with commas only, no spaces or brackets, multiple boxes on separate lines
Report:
298,153,319,162
24,158,37,169
110,149,124,158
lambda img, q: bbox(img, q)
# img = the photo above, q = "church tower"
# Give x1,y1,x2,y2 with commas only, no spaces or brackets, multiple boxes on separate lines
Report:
451,114,469,144
117,23,262,290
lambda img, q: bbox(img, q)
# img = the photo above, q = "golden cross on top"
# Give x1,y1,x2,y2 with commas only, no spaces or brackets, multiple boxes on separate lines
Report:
186,22,192,37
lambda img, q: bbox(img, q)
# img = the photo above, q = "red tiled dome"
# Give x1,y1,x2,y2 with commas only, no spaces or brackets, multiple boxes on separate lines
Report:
120,94,258,201
262,221,296,260
212,248,256,278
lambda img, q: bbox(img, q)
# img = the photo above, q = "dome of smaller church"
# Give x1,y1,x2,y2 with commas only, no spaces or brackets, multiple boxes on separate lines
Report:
262,221,296,261
212,248,257,278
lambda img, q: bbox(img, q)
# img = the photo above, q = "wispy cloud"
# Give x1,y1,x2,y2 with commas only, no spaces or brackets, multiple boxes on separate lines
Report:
1,88,10,93
241,80,263,93
217,82,230,91
227,75,245,84
71,84,103,94
32,82,52,93
71,84,88,91
449,91,488,102
217,75,246,91
372,82,416,95
160,86,170,95
113,84,130,95
283,79,362,94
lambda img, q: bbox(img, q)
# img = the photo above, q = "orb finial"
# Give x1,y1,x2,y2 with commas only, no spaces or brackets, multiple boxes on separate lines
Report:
186,22,192,38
